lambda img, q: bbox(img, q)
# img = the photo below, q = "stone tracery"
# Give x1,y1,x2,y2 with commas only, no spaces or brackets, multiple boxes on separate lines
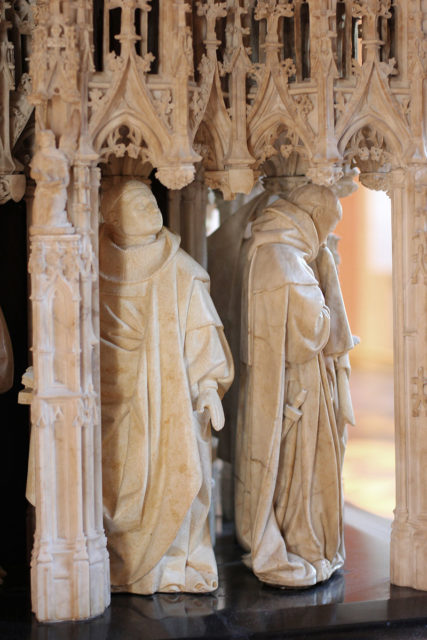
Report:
0,0,426,621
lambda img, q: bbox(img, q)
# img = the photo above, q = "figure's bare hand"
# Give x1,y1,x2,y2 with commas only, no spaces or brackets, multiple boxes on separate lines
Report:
196,388,225,431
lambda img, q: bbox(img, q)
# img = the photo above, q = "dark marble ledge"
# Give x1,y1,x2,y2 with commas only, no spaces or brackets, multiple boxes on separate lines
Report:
1,517,427,640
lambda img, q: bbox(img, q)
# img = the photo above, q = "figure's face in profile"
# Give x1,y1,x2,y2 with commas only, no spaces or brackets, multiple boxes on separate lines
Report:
112,185,163,238
316,200,342,245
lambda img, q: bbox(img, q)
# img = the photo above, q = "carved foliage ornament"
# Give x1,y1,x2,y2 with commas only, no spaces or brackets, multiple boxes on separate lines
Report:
411,186,427,286
259,127,307,175
254,0,294,21
151,89,174,131
99,125,152,166
345,126,392,173
190,54,216,132
29,238,82,288
351,0,392,19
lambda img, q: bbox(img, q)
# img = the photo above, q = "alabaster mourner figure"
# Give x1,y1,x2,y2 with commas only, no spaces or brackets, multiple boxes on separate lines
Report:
235,184,347,588
99,180,233,595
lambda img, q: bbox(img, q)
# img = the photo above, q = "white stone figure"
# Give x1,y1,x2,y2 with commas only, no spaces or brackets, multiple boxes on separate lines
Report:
235,184,347,588
99,180,234,595
30,129,70,230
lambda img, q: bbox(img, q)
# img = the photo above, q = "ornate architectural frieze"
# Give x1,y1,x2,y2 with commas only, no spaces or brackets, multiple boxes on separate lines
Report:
8,0,427,620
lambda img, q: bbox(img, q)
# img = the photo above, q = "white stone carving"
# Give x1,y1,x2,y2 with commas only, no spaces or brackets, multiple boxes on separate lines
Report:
2,0,427,622
99,180,233,594
233,184,353,587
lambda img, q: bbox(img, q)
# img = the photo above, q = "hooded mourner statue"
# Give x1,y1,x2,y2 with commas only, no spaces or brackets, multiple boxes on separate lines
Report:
235,184,353,588
99,180,233,595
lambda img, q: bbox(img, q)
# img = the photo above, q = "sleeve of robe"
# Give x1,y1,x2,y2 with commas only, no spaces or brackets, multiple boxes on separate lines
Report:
285,283,331,364
184,278,234,402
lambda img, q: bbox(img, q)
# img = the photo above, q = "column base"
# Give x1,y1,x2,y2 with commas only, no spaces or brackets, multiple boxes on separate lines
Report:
391,515,427,590
31,534,110,622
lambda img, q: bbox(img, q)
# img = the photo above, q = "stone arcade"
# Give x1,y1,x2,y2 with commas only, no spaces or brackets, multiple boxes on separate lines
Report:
0,0,427,623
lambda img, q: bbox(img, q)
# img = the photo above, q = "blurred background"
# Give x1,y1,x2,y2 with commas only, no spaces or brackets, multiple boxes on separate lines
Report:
335,180,394,522
206,179,396,524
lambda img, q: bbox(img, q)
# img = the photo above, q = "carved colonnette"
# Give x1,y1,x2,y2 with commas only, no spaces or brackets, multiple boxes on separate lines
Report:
27,0,109,621
388,165,427,590
341,0,427,591
168,164,209,268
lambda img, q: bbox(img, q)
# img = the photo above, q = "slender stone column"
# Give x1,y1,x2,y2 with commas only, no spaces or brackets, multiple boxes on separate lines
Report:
27,0,110,621
28,149,110,620
388,167,427,589
167,165,208,268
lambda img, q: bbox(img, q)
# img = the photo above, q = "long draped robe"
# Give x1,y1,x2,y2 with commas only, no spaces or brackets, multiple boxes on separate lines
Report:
235,201,344,588
99,226,233,594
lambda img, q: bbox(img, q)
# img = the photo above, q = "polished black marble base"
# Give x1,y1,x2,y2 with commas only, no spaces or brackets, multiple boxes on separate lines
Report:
2,520,427,640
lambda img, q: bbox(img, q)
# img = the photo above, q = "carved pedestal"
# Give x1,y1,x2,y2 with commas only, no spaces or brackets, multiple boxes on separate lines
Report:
29,230,109,620
28,143,110,620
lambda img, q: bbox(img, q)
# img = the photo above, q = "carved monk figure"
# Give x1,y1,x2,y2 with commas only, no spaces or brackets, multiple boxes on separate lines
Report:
99,180,233,595
235,184,346,588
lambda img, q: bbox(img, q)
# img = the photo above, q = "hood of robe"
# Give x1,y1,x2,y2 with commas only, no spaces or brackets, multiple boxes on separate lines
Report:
242,199,321,365
249,198,319,263
99,225,181,286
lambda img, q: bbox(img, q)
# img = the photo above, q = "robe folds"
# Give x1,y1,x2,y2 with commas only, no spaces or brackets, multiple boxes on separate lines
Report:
99,226,233,594
235,201,344,588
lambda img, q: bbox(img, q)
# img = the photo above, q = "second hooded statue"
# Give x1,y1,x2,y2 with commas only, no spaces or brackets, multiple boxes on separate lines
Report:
235,184,349,588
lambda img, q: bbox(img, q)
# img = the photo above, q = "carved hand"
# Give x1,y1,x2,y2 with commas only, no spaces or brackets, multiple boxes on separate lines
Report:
196,388,225,431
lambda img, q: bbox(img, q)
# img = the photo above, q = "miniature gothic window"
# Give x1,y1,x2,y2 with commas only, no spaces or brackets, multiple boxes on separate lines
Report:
134,7,142,57
147,0,159,74
336,1,347,78
379,4,396,65
191,6,205,82
282,11,296,79
109,7,121,57
248,5,261,64
93,0,104,71
299,0,310,81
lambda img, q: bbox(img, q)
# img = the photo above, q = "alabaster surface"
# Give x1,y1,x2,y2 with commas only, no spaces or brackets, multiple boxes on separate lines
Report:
234,185,355,588
29,130,70,232
99,181,233,595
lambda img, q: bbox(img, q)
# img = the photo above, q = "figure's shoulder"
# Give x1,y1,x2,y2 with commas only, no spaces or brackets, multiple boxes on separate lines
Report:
251,243,317,292
175,247,210,283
